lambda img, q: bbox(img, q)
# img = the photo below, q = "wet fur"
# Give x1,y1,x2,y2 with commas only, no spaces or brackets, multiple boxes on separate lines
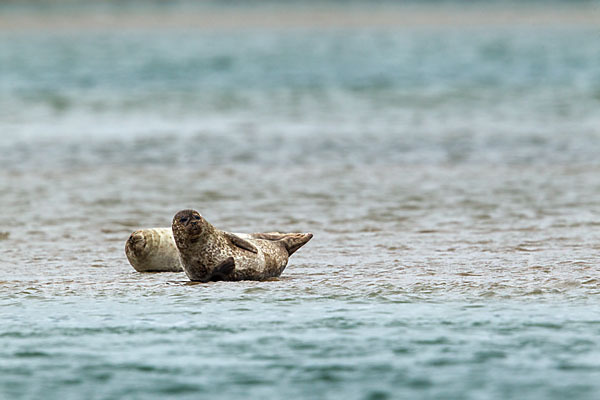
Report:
172,209,312,282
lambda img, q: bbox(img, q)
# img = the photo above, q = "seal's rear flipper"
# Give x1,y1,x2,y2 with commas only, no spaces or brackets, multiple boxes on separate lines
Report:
282,233,313,256
210,257,235,281
249,232,287,240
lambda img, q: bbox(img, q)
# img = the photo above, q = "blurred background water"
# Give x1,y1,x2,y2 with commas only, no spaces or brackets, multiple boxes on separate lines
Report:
1,1,600,399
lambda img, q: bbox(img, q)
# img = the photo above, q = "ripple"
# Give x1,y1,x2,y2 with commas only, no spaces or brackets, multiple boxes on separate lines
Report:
2,14,600,400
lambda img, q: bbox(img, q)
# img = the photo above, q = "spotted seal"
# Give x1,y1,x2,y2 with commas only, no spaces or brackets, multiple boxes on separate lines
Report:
172,209,313,282
125,228,183,272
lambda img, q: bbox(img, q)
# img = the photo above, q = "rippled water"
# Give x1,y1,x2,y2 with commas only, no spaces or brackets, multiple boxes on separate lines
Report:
1,2,600,399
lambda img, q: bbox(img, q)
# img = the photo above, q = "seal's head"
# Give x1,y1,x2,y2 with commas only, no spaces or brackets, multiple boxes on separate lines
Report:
172,209,229,282
125,230,149,269
172,209,210,250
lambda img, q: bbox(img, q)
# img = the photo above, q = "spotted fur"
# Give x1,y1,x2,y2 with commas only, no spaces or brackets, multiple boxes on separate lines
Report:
172,209,313,282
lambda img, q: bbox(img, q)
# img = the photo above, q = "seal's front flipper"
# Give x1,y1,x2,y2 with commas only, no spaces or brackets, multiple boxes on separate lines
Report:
224,232,258,254
210,257,235,281
282,233,313,256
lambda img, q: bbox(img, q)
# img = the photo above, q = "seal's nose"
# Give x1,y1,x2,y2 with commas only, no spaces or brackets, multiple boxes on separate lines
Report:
174,209,203,227
178,213,197,226
126,231,147,255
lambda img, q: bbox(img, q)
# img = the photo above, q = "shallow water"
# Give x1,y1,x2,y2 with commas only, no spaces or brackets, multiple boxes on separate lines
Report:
1,2,600,399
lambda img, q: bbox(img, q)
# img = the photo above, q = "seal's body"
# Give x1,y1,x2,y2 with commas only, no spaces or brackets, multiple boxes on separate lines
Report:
172,209,313,282
125,228,183,272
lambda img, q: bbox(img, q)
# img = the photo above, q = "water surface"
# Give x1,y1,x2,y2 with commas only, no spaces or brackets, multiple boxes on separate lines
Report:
1,2,600,399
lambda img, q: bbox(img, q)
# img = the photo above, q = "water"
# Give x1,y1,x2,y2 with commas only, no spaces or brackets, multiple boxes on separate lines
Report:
1,2,600,399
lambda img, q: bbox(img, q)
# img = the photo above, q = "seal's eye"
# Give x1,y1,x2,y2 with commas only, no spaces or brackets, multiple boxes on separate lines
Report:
193,215,200,220
180,217,189,223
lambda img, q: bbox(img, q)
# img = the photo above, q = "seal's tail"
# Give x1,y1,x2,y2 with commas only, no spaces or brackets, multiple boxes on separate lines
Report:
281,233,313,256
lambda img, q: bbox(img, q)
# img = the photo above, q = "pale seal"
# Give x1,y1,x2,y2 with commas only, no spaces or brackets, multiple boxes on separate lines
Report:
172,209,313,282
125,228,183,272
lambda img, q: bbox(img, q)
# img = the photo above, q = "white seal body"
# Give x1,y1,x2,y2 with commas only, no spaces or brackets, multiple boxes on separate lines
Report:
125,228,183,272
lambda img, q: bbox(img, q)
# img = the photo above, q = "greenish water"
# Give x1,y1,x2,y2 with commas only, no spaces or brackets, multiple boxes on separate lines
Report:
1,2,600,399
3,298,599,400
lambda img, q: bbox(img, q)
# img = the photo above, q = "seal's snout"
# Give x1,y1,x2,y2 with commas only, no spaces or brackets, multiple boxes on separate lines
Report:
172,209,207,247
126,230,147,255
173,209,202,227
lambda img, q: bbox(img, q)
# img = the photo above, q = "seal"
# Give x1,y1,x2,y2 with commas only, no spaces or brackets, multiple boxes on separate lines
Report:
125,228,183,272
172,209,313,282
